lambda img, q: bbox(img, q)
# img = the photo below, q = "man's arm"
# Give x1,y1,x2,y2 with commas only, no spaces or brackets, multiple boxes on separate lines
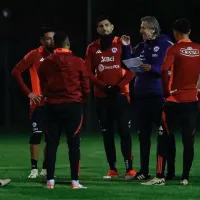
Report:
79,59,90,101
85,46,106,88
11,51,34,96
117,69,135,88
149,42,172,75
161,46,175,98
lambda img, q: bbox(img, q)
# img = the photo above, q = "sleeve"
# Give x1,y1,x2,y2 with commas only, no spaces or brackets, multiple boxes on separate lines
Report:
121,44,141,60
117,69,135,88
161,46,176,98
11,51,34,96
79,59,90,101
85,46,106,88
150,42,172,75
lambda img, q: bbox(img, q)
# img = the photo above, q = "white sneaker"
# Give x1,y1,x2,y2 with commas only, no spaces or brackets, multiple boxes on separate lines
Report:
0,179,11,186
28,169,38,178
46,179,55,189
141,177,165,186
71,180,87,189
180,179,189,185
40,169,47,177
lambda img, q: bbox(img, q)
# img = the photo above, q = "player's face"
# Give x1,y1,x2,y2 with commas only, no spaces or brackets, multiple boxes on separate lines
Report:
140,21,155,40
97,20,114,36
41,32,55,52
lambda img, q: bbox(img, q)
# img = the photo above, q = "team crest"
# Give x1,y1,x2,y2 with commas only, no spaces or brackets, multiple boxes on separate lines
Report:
154,46,160,52
111,47,117,53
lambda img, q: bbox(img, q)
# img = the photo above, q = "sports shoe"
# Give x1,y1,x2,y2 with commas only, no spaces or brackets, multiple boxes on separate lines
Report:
134,172,151,180
40,169,47,177
28,169,38,178
0,179,11,186
180,179,189,185
141,177,165,185
46,179,55,189
71,180,87,189
103,170,119,179
125,169,136,180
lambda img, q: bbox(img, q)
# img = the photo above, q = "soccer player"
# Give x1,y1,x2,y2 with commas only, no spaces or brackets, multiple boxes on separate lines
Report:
11,27,55,178
85,15,136,179
142,19,200,186
122,16,173,180
38,31,90,189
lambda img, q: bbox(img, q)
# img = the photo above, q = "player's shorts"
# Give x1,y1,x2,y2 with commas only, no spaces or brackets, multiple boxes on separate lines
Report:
29,106,47,143
30,106,44,134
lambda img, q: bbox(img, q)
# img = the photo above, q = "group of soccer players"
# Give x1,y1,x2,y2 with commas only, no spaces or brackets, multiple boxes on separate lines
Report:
1,15,198,189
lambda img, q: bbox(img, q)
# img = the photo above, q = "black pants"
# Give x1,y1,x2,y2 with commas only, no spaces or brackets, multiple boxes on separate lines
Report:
136,96,164,176
96,95,133,171
156,101,198,179
44,102,83,181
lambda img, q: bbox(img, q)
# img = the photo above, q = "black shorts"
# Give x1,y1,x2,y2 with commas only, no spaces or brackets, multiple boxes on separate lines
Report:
30,106,44,134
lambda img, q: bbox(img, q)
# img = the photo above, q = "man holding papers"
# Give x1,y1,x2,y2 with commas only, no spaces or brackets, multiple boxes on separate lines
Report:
122,16,173,180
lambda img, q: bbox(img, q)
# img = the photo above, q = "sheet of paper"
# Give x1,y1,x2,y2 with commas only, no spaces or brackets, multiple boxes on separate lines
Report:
122,57,143,72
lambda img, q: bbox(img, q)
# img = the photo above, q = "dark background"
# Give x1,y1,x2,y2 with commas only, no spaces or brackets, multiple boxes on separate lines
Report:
0,0,200,132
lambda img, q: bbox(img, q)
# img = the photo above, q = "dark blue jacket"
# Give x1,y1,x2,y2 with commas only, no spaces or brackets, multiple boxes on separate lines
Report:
123,34,173,97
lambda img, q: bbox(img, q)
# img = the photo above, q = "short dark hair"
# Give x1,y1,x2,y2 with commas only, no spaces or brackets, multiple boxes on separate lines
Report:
40,26,55,38
172,19,191,34
54,31,69,48
96,15,113,26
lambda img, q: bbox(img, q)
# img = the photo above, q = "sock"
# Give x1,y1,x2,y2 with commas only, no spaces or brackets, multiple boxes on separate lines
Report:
125,159,133,172
42,160,46,169
47,179,55,185
31,159,38,169
109,162,117,171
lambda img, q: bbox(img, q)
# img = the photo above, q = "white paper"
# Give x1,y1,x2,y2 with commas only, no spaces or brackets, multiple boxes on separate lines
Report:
122,57,143,72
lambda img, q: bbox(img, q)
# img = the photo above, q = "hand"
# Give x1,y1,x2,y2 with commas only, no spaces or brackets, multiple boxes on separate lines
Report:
139,64,151,72
121,35,131,45
103,85,120,95
28,93,42,104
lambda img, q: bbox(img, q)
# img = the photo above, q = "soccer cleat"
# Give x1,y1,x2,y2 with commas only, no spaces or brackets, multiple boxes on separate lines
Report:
46,183,54,189
71,180,87,189
46,179,55,189
0,179,11,186
125,169,137,180
180,179,189,186
103,170,119,179
40,169,47,177
141,177,165,185
28,169,38,178
134,172,151,180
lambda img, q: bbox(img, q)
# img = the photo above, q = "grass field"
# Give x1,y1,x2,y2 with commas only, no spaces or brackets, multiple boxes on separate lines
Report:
0,132,200,200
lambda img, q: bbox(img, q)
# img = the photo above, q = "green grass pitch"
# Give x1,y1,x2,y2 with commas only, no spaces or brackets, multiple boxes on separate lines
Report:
0,132,200,200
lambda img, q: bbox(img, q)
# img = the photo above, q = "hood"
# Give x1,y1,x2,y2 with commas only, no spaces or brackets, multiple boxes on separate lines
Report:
52,49,72,71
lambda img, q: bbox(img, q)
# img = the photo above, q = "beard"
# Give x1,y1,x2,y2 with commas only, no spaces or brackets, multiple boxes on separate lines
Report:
44,46,55,53
99,33,114,51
